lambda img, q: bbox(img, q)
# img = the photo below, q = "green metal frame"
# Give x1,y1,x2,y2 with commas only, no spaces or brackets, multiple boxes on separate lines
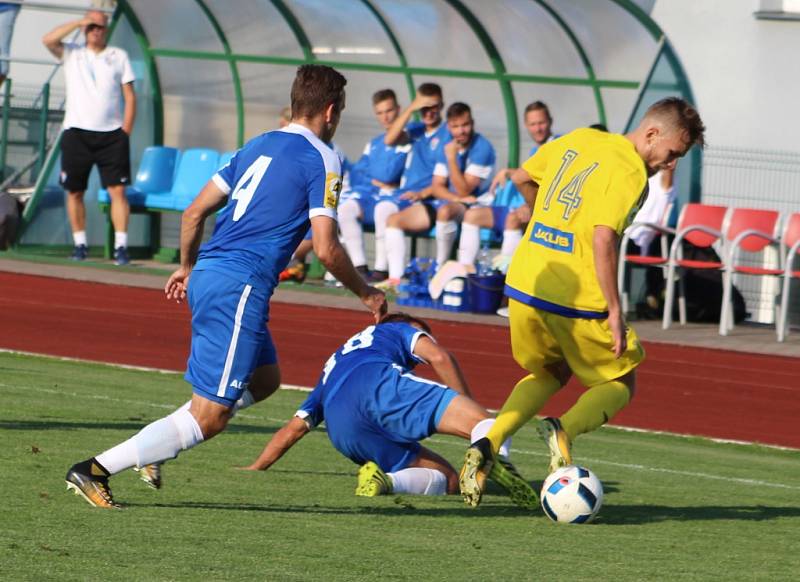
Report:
14,0,702,250
194,0,244,147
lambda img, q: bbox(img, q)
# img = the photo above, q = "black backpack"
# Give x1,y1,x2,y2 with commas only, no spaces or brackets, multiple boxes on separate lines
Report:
673,244,748,324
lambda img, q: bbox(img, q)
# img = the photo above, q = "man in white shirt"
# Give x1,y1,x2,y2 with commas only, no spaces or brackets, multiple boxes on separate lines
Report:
43,10,136,265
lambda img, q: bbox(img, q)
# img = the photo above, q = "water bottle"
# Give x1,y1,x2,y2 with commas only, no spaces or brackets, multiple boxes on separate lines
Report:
476,244,493,276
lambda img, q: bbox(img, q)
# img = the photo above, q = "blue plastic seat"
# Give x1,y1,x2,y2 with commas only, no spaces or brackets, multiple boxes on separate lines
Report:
217,150,236,170
98,146,180,206
144,148,220,211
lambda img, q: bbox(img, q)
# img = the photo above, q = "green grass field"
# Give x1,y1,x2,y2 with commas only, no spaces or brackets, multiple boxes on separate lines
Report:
1,351,798,581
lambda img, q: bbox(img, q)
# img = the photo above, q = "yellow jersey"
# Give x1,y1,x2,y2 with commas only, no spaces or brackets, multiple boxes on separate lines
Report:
505,128,648,316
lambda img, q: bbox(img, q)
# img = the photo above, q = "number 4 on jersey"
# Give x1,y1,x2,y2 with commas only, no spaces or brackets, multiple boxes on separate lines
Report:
231,155,272,221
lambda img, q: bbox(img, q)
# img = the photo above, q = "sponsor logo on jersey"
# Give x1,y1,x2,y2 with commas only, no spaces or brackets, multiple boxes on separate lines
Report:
325,172,342,209
530,222,574,253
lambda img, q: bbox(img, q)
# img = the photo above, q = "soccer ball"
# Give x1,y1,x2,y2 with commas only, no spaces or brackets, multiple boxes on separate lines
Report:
540,465,604,524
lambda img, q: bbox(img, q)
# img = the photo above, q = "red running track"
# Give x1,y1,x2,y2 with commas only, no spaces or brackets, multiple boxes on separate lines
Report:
1,272,798,448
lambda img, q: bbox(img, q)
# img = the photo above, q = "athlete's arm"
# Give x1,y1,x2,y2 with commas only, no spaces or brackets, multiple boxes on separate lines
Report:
121,82,136,135
594,225,627,358
42,17,91,59
164,181,228,302
311,215,387,322
413,336,472,397
510,167,540,208
384,93,439,146
243,416,310,471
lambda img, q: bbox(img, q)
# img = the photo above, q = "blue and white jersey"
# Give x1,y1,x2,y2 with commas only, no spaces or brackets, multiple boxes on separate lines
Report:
342,133,411,201
501,135,561,210
297,322,431,428
398,121,451,192
196,123,342,288
432,132,496,196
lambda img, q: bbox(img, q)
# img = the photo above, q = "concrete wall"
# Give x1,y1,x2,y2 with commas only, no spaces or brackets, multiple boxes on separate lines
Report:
652,0,800,152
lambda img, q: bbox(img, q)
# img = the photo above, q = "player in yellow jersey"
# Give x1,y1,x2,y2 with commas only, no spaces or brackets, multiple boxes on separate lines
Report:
459,98,706,509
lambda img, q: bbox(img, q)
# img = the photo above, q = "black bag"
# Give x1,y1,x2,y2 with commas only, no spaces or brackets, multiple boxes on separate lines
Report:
0,192,20,250
673,245,747,323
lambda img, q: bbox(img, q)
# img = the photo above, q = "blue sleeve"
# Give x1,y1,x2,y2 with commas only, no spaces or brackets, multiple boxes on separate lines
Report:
213,149,239,194
297,385,325,428
406,121,426,142
394,323,432,363
307,146,342,220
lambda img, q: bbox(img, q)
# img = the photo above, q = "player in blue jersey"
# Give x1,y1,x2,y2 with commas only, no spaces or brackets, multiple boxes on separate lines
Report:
456,102,557,273
65,65,388,508
244,313,523,498
338,89,411,278
383,103,496,285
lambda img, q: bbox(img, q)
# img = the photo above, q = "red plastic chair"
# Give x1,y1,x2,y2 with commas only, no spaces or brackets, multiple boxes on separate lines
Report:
778,213,800,342
719,208,781,336
662,203,729,329
618,203,674,314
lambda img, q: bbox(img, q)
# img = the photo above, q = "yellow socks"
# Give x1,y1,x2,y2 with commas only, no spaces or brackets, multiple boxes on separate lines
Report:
560,380,631,441
486,372,561,453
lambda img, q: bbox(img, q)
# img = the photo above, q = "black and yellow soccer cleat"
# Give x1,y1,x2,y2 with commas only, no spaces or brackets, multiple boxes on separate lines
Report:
459,437,495,508
65,459,120,509
355,461,393,497
134,463,162,490
537,417,573,474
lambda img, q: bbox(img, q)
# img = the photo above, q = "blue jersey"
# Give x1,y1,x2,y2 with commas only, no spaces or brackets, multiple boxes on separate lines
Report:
399,121,451,192
343,133,410,200
196,123,342,289
432,132,496,195
298,322,430,428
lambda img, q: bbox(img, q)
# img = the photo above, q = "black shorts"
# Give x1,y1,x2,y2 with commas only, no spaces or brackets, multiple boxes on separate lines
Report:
60,127,131,192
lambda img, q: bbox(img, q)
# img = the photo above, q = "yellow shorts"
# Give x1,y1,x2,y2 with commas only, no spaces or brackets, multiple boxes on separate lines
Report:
508,298,645,387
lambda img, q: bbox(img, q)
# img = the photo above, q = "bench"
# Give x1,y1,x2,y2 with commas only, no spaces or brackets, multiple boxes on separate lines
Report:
98,147,233,260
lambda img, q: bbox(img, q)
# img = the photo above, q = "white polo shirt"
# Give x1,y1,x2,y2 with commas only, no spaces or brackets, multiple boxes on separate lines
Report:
61,42,135,132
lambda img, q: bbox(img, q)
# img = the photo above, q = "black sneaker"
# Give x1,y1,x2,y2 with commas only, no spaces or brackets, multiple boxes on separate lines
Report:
70,244,88,261
367,269,389,283
65,459,120,509
113,246,130,266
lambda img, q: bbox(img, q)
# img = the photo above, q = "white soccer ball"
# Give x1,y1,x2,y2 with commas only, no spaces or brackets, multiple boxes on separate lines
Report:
540,465,604,524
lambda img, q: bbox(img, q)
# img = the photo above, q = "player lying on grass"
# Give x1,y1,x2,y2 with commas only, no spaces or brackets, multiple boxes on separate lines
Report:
244,313,528,499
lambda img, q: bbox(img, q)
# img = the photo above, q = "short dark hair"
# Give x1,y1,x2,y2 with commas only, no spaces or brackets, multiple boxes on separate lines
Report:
372,88,397,106
446,102,471,120
524,101,552,122
291,64,347,119
589,123,608,132
645,97,706,148
417,82,443,99
379,312,432,334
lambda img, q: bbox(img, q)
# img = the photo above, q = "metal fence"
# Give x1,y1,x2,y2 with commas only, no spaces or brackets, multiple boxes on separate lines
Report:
701,146,800,326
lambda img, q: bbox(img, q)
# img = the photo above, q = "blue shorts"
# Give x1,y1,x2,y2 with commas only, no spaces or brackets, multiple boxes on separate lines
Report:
324,364,459,472
185,269,277,407
491,206,510,238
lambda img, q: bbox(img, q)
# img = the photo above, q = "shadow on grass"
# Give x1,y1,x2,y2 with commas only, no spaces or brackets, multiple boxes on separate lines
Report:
124,499,536,518
599,504,800,525
0,419,277,436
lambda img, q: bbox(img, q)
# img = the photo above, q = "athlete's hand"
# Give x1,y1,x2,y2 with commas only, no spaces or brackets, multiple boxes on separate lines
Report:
411,93,441,112
514,204,532,223
608,311,628,359
361,286,388,323
400,190,422,202
165,266,191,303
444,140,459,160
489,169,511,194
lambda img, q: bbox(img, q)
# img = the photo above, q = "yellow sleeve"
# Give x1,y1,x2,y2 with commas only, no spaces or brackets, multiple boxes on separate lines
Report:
521,141,553,185
593,171,648,234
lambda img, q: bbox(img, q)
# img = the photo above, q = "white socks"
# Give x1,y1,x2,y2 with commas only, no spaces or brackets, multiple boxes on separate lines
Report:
500,229,523,258
373,200,399,272
94,389,257,475
388,467,447,495
114,231,128,249
95,407,204,475
457,222,481,266
385,226,406,279
73,230,87,247
471,418,511,458
338,199,366,268
435,221,458,266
